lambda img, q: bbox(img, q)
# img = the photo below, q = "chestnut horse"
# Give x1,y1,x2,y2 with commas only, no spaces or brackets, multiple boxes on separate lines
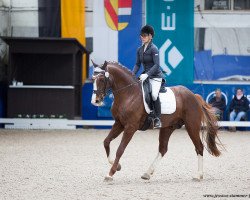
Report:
91,61,222,182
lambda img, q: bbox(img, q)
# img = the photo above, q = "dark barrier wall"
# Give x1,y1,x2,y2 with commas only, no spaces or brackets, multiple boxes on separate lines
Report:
1,37,89,119
0,85,6,118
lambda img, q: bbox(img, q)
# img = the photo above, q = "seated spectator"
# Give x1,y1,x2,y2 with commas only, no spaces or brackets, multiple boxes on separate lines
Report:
209,88,226,120
229,88,250,132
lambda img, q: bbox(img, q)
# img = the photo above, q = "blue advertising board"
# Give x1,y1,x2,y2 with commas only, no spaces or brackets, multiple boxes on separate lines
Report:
186,83,250,121
146,0,194,84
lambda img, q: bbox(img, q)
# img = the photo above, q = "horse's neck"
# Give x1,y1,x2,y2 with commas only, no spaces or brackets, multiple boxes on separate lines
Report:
108,66,140,98
109,66,134,90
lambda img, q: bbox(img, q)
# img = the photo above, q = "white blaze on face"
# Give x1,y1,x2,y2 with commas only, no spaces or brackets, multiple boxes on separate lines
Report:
91,67,106,106
91,78,97,105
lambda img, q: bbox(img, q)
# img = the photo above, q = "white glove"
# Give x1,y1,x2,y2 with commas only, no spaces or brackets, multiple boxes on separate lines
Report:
140,73,148,81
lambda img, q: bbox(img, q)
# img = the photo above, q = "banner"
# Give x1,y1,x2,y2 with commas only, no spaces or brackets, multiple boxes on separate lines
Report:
92,0,142,70
61,0,85,45
61,0,86,81
146,0,194,84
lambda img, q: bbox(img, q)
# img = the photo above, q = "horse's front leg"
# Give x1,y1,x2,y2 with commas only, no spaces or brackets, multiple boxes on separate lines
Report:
104,127,136,182
104,121,124,171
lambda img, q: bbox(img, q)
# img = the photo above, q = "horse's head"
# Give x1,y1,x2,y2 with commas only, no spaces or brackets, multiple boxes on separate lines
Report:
91,60,109,106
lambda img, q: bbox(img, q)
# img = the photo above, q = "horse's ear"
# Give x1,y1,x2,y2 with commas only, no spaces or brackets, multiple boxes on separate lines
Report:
101,61,108,70
91,59,99,68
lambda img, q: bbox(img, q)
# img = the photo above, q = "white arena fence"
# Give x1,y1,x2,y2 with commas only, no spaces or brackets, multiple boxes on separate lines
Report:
0,118,249,130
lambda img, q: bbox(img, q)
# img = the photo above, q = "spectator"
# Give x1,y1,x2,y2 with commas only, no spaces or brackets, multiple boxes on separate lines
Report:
229,88,250,132
209,88,226,120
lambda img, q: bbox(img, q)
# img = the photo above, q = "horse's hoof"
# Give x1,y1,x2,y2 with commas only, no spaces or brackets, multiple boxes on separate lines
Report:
104,176,113,182
141,173,150,180
192,174,203,181
117,163,121,171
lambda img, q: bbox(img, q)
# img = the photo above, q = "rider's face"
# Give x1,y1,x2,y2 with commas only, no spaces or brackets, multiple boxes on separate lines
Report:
140,34,152,44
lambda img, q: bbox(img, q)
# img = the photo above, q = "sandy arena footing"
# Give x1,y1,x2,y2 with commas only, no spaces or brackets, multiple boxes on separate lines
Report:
0,129,249,200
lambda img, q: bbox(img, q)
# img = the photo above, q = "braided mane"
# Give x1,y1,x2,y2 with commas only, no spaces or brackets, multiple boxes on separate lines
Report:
107,61,137,80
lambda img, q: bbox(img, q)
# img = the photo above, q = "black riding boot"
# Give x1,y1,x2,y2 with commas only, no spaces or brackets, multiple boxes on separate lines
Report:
153,97,162,129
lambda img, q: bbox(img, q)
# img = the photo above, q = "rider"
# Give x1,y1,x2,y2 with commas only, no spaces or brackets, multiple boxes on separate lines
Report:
132,25,164,129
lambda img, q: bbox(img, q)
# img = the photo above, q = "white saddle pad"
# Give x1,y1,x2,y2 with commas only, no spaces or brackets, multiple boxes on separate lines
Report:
142,85,176,115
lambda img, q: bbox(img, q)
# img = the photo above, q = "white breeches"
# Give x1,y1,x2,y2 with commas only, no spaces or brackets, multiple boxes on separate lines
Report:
149,78,162,101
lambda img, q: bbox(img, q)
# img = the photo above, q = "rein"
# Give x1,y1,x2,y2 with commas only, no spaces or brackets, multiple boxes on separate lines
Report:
93,65,140,97
112,81,140,94
93,75,139,97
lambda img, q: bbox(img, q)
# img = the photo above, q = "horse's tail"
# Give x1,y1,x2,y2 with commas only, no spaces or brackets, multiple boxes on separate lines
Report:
195,94,223,157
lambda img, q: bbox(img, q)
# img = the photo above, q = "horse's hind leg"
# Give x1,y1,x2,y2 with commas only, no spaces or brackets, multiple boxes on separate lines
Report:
141,127,174,180
185,120,204,180
104,121,124,171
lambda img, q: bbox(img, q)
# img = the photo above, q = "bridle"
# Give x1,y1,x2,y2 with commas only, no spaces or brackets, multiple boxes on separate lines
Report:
92,69,140,98
92,72,110,98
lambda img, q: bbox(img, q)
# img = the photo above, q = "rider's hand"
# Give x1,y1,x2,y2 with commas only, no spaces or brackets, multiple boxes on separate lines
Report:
140,73,148,81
